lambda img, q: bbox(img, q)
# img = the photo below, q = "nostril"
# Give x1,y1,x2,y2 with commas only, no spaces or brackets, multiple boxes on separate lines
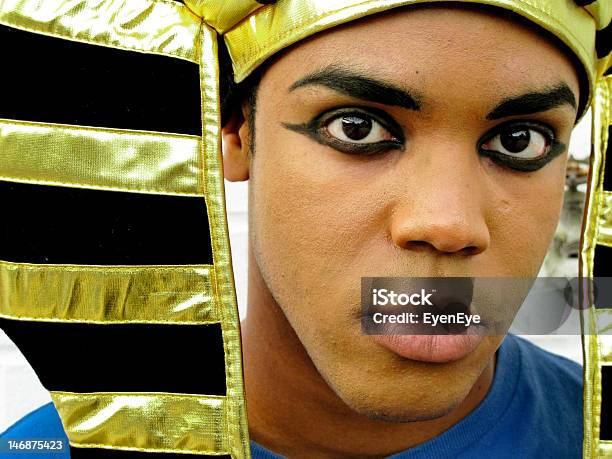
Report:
405,240,433,251
401,241,483,256
461,246,481,256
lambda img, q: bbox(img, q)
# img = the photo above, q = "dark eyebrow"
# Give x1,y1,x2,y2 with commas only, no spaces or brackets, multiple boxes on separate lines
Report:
289,66,421,111
486,84,577,120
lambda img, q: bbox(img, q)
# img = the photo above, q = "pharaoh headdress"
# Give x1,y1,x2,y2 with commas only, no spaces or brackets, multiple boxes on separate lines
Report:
0,0,610,458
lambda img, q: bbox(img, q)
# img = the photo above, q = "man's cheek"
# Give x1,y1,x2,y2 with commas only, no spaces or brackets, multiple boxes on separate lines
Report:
495,202,562,276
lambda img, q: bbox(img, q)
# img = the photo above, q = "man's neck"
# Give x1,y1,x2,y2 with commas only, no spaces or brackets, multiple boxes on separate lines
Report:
241,252,496,459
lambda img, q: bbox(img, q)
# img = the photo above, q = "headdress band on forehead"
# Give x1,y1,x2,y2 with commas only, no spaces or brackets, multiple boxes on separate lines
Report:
0,0,610,458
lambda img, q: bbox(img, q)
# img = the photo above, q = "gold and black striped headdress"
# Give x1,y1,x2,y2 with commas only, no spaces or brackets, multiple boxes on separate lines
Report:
0,0,610,458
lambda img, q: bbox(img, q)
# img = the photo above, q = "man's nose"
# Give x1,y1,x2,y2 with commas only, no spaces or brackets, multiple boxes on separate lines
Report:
389,144,491,256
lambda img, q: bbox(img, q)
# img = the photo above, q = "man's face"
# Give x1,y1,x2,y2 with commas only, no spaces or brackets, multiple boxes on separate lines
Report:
241,6,579,421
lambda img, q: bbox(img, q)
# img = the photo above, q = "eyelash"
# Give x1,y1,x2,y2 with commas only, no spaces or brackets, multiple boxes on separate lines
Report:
477,120,565,172
283,106,405,156
284,108,565,172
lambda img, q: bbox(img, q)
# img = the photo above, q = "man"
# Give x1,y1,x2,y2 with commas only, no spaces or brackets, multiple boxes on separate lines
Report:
1,1,606,458
221,5,583,457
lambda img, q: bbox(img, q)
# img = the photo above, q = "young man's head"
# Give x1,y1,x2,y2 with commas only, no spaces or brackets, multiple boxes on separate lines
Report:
221,1,580,445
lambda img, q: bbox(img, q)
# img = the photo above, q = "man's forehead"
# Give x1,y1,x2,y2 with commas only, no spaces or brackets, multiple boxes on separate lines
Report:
263,8,580,94
260,4,563,64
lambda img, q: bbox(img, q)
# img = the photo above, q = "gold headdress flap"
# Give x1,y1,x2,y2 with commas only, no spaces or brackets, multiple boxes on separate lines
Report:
582,21,612,459
0,0,259,457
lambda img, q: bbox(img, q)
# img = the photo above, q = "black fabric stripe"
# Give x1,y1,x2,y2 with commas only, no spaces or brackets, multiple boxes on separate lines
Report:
0,25,201,135
70,448,231,459
0,320,226,395
573,0,596,5
596,23,611,59
594,245,612,283
601,365,612,440
604,126,612,193
0,181,212,265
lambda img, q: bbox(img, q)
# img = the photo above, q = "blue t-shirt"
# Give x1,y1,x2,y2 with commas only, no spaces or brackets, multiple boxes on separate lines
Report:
1,335,583,458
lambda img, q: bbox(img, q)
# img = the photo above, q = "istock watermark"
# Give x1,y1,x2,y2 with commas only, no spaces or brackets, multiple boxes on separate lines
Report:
371,288,434,306
361,277,609,336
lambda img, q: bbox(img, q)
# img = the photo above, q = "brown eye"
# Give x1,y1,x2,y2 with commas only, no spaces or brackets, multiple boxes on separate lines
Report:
339,115,372,140
500,129,530,152
325,113,396,144
481,126,549,159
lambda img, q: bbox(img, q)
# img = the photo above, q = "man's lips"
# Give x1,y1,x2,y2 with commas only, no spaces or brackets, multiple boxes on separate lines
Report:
362,278,484,362
364,299,485,363
372,334,483,363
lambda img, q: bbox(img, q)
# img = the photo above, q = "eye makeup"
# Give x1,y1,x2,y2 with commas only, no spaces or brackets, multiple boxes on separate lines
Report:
477,120,567,172
283,105,567,172
283,106,405,156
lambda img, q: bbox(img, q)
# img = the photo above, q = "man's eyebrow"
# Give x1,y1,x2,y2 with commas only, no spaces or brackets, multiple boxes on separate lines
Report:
486,83,577,120
289,66,421,110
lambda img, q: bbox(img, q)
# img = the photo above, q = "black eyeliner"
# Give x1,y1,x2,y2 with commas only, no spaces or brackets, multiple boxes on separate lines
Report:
478,120,565,172
283,106,405,156
480,140,566,171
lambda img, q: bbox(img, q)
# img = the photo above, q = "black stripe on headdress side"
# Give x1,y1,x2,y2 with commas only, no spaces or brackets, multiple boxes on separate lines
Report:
601,366,612,439
596,22,611,59
0,25,201,135
0,319,227,394
0,181,213,265
595,125,612,298
573,0,596,6
594,245,612,279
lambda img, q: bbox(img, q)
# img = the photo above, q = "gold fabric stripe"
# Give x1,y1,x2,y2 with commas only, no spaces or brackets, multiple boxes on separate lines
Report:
598,192,612,248
0,0,200,63
199,24,251,459
0,260,218,324
599,441,612,458
0,119,203,196
599,54,612,80
50,392,228,454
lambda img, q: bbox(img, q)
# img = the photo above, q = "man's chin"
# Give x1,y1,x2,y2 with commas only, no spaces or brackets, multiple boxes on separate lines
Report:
343,396,463,424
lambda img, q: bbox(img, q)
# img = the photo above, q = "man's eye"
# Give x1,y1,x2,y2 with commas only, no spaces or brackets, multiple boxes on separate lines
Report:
478,122,565,172
480,126,550,159
283,107,404,156
325,114,397,144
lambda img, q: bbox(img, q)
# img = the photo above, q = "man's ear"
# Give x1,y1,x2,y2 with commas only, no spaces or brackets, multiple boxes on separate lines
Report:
221,105,251,182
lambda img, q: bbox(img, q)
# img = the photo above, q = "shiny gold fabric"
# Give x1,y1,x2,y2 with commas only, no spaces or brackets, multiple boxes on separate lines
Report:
184,0,263,34
198,23,251,459
583,1,612,29
1,2,249,456
0,261,218,324
581,74,612,459
0,119,203,197
50,392,228,454
0,0,199,63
